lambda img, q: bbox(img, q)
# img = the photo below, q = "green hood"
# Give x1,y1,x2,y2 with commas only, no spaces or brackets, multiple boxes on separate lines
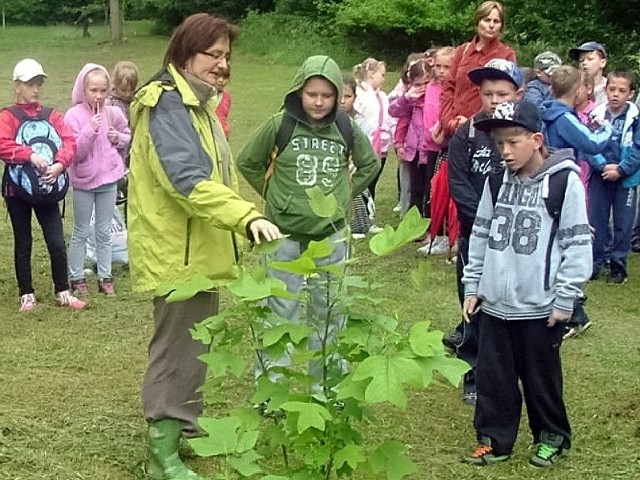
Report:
283,55,342,129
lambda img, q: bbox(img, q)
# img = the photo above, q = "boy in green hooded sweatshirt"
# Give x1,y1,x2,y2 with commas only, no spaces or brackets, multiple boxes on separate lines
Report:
237,55,380,390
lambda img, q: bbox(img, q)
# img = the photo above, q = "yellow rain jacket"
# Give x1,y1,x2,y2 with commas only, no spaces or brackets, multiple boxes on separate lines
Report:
127,64,262,293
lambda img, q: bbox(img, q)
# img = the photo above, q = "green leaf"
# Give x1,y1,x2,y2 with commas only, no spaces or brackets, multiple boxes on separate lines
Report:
191,416,241,456
306,186,338,218
410,261,432,290
409,321,443,358
302,238,334,259
334,443,366,470
433,353,471,387
229,450,263,477
352,354,423,409
262,323,308,347
198,347,246,378
228,268,288,302
336,372,369,402
236,429,260,453
280,401,332,433
230,407,261,431
155,273,216,303
368,440,417,480
251,376,290,408
259,476,290,480
368,207,429,256
190,321,212,345
253,237,287,255
270,256,317,275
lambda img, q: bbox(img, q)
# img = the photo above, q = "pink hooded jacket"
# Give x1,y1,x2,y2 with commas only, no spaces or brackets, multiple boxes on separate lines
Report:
64,63,130,190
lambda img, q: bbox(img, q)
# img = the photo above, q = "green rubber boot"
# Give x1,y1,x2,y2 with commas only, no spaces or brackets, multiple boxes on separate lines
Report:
146,419,205,480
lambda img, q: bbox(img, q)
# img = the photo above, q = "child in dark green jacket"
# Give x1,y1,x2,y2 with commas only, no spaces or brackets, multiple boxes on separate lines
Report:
237,55,380,387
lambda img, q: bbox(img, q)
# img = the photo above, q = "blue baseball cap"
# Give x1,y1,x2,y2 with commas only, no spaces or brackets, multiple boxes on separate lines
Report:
468,59,524,89
474,99,542,134
569,41,607,60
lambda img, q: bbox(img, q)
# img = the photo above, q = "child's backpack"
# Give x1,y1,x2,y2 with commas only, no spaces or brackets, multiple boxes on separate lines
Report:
2,106,69,204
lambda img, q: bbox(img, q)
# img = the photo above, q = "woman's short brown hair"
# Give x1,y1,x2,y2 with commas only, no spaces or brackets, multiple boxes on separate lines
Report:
163,13,238,68
474,1,505,31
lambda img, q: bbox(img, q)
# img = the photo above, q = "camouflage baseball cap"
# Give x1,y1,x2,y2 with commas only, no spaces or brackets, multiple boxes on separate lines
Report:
533,52,562,75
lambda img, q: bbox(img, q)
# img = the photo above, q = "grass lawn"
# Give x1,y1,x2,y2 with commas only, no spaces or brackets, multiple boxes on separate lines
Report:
0,23,639,480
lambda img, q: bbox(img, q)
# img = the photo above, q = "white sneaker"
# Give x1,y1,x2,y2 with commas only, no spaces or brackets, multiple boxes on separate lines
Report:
369,224,384,234
19,293,37,313
351,233,366,240
392,202,401,213
56,290,87,310
417,235,449,256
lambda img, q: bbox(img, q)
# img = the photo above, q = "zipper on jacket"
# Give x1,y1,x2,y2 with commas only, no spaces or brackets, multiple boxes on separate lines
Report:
184,218,192,266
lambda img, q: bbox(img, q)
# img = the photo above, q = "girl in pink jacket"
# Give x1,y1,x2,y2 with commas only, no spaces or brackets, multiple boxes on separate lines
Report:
64,63,130,296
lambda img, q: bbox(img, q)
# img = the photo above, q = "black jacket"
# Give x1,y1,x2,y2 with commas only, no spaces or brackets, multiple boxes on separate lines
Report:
448,111,504,238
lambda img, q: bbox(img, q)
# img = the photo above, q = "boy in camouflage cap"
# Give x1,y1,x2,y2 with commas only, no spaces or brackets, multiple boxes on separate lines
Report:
524,51,562,107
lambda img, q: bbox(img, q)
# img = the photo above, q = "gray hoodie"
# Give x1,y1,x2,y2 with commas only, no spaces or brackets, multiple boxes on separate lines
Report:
463,149,592,319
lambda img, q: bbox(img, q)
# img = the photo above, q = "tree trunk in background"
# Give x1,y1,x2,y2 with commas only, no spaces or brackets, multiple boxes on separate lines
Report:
110,0,122,44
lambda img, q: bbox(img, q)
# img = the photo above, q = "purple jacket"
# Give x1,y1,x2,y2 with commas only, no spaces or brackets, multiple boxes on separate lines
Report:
388,93,427,163
64,63,130,190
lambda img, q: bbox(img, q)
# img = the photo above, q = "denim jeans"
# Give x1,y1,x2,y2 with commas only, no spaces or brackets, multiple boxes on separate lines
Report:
68,187,117,281
588,176,637,274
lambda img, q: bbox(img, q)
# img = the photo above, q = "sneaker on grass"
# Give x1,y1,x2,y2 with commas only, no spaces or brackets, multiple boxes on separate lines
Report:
529,431,565,467
464,437,509,465
19,293,37,313
563,320,592,340
56,290,87,310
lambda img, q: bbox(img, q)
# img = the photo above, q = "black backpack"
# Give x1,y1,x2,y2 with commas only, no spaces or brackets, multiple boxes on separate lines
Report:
2,106,69,204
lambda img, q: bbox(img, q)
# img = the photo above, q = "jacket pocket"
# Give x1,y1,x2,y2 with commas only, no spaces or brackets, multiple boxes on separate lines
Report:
184,218,192,266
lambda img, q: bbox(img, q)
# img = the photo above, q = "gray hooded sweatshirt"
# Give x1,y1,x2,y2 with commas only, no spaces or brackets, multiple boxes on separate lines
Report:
463,149,592,319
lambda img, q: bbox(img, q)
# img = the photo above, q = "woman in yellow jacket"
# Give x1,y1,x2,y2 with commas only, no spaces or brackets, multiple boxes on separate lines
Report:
127,13,281,480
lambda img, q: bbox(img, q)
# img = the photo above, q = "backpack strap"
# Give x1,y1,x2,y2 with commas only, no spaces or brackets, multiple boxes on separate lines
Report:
334,109,354,158
263,111,297,190
7,105,53,122
488,169,503,206
544,169,570,221
543,169,571,290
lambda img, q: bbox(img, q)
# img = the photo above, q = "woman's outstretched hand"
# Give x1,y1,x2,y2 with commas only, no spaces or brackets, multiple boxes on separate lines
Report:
249,219,283,244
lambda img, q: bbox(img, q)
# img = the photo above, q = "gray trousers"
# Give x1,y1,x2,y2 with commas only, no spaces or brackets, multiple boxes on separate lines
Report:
68,187,117,281
255,230,348,388
142,290,219,436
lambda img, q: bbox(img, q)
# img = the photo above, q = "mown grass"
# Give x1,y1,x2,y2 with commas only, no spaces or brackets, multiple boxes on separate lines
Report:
0,23,639,480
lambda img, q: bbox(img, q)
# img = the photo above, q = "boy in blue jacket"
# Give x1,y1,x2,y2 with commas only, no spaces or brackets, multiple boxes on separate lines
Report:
541,65,611,157
462,99,591,467
524,51,562,108
587,71,640,283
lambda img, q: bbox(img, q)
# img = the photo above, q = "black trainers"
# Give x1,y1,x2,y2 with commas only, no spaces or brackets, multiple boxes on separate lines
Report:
631,239,640,253
464,436,510,465
607,270,627,284
563,320,592,340
442,329,462,350
530,431,565,467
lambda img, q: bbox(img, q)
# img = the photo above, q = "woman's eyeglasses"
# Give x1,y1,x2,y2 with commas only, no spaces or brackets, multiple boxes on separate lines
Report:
199,50,230,63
